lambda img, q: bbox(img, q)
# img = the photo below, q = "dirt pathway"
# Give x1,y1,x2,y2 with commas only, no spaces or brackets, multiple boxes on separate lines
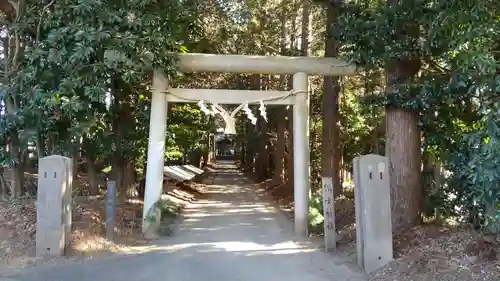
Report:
2,161,366,281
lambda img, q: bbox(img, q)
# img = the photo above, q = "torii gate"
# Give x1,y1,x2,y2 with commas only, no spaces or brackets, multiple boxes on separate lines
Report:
143,53,356,237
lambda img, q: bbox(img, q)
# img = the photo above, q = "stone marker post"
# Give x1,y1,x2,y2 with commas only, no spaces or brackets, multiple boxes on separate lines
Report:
36,155,73,257
322,177,336,251
353,154,393,273
106,181,117,240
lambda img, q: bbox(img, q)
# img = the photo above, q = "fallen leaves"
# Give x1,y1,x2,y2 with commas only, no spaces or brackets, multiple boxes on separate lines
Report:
0,198,37,261
370,226,500,281
0,177,208,270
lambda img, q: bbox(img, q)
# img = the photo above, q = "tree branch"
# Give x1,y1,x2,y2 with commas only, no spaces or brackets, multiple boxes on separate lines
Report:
423,57,450,74
36,0,56,43
0,0,17,15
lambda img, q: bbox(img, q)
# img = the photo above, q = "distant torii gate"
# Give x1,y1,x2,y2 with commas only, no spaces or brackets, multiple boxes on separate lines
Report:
143,53,356,237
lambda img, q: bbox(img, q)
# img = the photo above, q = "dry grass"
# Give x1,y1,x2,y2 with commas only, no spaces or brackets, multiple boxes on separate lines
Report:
370,226,500,281
69,197,148,256
0,176,208,271
0,198,37,262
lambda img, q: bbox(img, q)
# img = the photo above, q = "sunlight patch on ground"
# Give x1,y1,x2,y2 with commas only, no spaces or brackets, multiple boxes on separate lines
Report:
112,240,316,257
71,234,120,254
243,248,316,256
118,243,192,254
185,208,276,218
192,202,232,207
223,208,276,214
203,186,252,194
183,223,257,232
234,204,267,208
210,241,310,253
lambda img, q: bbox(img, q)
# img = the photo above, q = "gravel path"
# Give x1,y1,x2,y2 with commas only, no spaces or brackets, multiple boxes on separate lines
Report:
2,161,366,281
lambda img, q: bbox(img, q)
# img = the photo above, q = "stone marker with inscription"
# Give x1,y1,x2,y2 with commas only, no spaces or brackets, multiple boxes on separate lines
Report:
36,155,73,257
353,154,393,273
322,177,336,251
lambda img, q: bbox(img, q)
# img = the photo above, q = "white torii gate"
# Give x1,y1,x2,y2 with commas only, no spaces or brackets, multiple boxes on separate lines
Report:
143,53,356,237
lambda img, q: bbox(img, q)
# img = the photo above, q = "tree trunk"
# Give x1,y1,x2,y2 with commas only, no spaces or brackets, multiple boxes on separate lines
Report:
300,0,310,56
385,108,423,231
202,148,209,167
0,167,7,198
245,121,256,171
7,133,23,198
286,109,294,187
86,154,99,195
322,4,342,198
111,77,126,190
385,0,423,231
284,3,299,188
240,127,247,166
36,131,45,159
82,135,99,195
340,144,344,184
433,159,442,223
424,151,443,224
47,136,54,154
273,0,287,185
253,73,269,180
257,118,269,180
123,161,137,198
112,156,124,190
273,107,286,184
1,7,25,199
71,143,81,193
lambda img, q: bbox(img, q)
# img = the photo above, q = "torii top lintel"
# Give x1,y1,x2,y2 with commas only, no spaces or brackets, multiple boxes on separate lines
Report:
176,53,356,76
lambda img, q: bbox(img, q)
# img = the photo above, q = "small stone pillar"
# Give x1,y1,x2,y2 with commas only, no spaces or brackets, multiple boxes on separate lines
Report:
353,154,393,273
36,155,73,257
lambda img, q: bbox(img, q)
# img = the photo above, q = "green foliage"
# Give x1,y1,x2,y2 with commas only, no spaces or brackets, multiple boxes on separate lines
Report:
168,104,212,159
337,0,500,231
444,107,500,232
0,0,209,186
308,194,325,233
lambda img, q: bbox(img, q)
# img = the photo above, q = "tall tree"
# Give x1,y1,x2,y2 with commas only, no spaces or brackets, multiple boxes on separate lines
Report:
321,1,342,199
384,0,423,231
272,0,288,184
